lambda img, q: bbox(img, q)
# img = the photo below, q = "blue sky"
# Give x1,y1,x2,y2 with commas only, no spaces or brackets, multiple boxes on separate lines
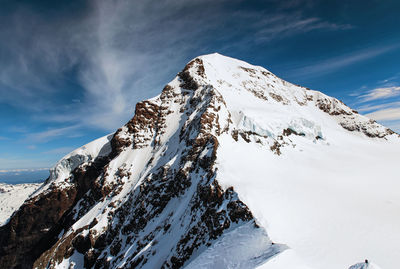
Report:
1,0,400,170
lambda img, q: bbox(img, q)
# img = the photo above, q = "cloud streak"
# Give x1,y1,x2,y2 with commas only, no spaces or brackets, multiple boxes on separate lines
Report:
288,44,399,78
358,86,400,102
357,101,400,113
255,15,352,42
365,108,400,122
24,125,82,143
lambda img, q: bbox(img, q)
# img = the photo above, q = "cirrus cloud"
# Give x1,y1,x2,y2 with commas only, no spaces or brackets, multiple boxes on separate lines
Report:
358,86,400,102
365,108,400,122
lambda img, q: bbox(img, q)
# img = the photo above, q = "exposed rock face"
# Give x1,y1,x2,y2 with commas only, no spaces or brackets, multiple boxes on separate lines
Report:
0,53,397,269
0,154,113,268
313,93,395,138
0,186,77,268
0,56,269,269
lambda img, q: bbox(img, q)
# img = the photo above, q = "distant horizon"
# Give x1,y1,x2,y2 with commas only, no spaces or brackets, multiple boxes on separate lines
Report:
0,167,49,173
0,169,49,184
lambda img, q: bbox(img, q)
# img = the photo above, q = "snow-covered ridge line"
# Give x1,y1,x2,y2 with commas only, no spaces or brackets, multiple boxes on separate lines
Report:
31,134,113,197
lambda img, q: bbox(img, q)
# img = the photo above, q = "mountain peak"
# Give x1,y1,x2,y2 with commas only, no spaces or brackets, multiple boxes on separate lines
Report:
175,53,395,140
196,52,258,68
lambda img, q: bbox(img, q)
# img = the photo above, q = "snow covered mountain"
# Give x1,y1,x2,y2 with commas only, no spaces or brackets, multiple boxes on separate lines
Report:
0,53,399,269
0,183,41,225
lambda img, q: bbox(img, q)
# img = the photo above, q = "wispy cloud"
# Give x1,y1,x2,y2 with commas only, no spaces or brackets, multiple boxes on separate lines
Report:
288,44,399,78
24,125,81,143
378,74,400,85
357,101,400,113
385,121,400,133
358,86,400,102
365,108,400,122
7,126,29,133
255,16,352,42
353,83,400,132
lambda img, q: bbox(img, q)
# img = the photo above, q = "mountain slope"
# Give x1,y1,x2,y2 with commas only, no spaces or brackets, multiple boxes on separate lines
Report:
0,53,399,269
0,183,41,225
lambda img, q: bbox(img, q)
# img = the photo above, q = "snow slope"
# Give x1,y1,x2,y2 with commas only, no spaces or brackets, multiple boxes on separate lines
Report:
195,54,400,269
0,183,41,225
1,53,398,269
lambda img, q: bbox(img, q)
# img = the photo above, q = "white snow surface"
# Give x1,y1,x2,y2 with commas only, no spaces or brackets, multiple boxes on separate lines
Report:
37,53,399,269
0,183,41,225
185,222,286,269
196,54,399,269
